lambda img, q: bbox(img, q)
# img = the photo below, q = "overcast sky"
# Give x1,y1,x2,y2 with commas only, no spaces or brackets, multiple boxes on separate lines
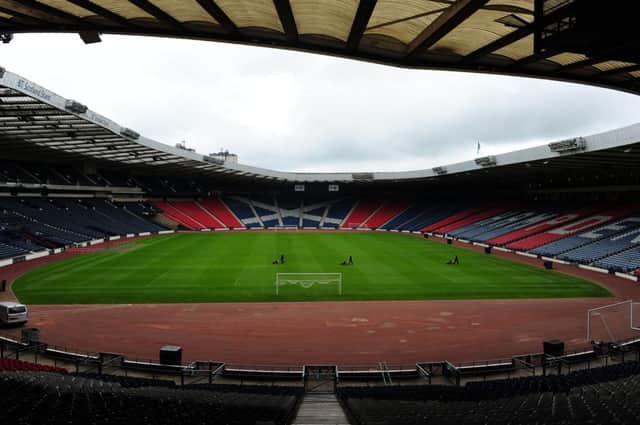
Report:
2,33,640,172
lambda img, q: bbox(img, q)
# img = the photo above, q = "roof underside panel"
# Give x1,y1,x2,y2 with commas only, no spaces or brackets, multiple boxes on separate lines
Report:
215,0,282,32
430,8,532,57
365,0,444,46
290,0,358,42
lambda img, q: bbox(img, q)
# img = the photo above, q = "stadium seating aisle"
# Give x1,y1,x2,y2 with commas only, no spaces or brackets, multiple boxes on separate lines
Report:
339,361,640,425
0,371,302,425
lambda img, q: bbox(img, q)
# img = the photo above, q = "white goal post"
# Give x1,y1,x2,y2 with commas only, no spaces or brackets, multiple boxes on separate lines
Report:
275,273,342,296
586,300,640,340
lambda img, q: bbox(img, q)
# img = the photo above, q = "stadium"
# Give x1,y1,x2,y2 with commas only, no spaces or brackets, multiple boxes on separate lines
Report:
1,1,640,424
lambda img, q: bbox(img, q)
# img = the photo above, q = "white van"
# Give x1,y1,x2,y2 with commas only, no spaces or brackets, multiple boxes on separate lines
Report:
0,302,28,325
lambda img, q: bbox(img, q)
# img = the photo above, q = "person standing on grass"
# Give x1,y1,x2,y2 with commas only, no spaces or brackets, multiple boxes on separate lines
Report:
280,254,285,264
348,255,353,265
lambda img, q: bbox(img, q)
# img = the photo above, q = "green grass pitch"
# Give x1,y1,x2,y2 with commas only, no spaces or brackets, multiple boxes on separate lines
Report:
13,232,611,304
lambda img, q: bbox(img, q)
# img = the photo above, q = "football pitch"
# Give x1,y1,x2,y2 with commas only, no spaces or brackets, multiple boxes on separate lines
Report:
13,232,611,304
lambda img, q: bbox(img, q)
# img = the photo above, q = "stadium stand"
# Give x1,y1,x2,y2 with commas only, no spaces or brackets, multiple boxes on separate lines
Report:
559,223,640,265
149,201,205,230
421,207,484,233
323,199,355,228
0,358,67,373
343,200,381,228
361,201,410,229
170,201,224,229
0,371,302,425
339,361,640,425
430,206,511,235
464,210,561,243
510,207,632,252
223,197,262,228
532,215,640,258
489,206,603,247
199,199,244,228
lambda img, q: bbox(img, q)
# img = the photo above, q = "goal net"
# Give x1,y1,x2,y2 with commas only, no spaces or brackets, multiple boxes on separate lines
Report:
275,273,342,296
587,300,640,342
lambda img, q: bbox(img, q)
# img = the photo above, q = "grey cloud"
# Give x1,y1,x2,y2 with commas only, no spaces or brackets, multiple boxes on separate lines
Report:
2,34,640,173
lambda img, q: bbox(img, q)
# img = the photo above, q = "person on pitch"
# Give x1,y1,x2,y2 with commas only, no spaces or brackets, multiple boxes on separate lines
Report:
280,253,285,264
348,255,353,265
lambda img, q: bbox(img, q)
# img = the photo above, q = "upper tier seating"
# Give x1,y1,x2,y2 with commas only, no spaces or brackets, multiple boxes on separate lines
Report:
362,201,410,229
343,200,382,228
200,199,244,228
508,207,630,251
170,201,224,229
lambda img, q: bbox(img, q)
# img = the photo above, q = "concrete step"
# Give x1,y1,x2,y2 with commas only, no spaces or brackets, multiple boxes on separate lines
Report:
292,393,350,425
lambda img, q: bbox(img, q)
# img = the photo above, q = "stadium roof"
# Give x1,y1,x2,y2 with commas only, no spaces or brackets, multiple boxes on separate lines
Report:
0,1,639,95
1,66,640,188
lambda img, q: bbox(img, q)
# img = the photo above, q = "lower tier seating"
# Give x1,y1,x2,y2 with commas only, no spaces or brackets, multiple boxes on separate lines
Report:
340,361,640,425
0,371,302,425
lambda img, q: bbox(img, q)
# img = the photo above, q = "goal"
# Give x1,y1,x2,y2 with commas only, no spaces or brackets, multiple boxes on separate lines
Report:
275,273,342,296
587,300,640,341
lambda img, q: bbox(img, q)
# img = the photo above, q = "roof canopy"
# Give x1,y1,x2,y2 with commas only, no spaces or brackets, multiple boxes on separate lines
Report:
1,67,640,188
0,1,639,94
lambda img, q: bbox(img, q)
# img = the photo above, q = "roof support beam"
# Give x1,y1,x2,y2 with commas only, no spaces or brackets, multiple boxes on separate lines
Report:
407,0,489,60
127,0,183,31
272,0,298,42
346,0,377,51
195,0,238,34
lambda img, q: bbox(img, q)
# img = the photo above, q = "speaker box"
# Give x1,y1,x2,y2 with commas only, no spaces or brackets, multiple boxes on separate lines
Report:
544,261,553,270
447,238,452,245
484,246,492,254
423,234,429,239
160,345,182,365
543,339,564,357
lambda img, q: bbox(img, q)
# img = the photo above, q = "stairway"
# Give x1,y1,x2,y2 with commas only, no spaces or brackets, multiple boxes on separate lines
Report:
292,393,350,425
